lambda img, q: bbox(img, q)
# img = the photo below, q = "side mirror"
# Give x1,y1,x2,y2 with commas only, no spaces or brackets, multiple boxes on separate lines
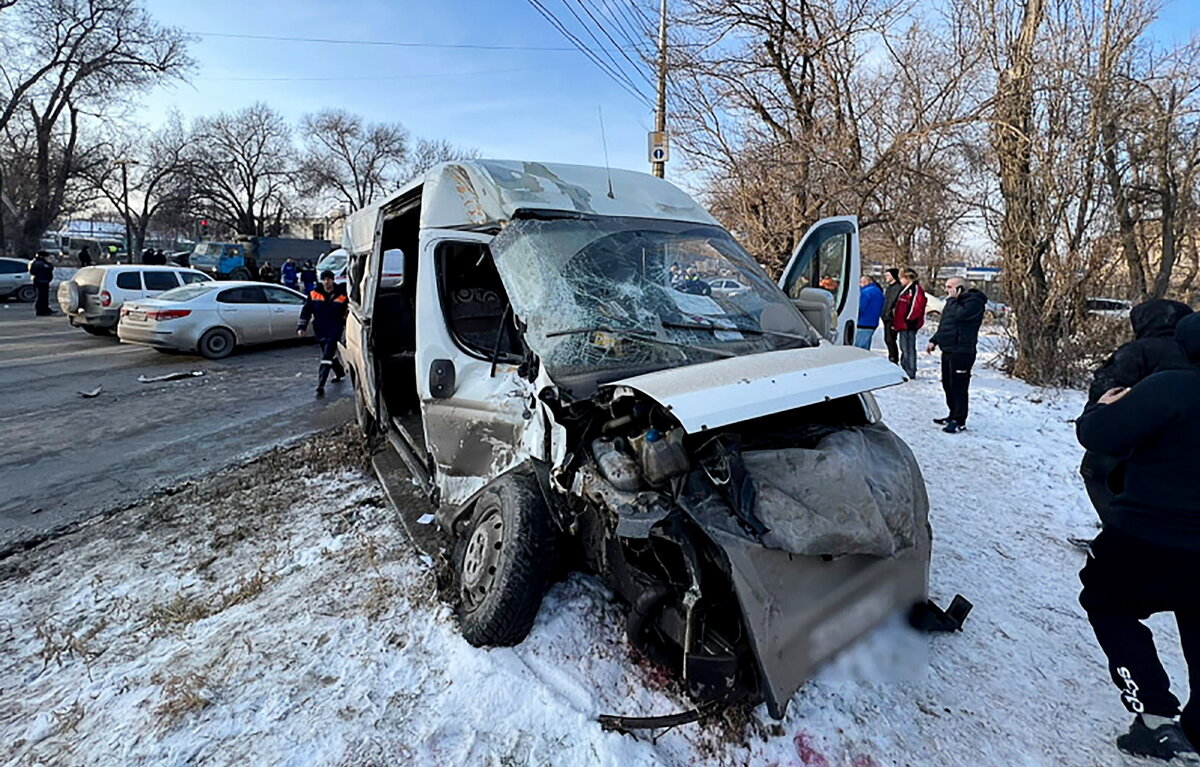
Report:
380,248,405,289
429,359,455,399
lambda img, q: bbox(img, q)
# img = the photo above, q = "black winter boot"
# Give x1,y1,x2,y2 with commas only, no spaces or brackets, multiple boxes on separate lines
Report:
1117,715,1198,762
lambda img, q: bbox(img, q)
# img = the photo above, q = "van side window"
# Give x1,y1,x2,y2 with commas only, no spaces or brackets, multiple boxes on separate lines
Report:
116,272,141,290
436,241,524,360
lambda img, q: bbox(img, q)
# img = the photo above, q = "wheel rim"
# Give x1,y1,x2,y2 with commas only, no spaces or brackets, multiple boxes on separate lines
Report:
207,332,230,354
461,509,504,610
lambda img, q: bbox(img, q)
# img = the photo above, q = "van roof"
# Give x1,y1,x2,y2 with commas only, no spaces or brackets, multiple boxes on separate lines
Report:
343,159,717,254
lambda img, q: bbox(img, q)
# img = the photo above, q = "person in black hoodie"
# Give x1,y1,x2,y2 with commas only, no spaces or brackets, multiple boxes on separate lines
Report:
882,268,903,364
1080,299,1193,524
926,277,987,433
28,251,55,315
1075,311,1200,761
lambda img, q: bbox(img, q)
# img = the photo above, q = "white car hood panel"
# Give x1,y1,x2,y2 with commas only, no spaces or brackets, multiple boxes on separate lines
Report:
607,345,905,433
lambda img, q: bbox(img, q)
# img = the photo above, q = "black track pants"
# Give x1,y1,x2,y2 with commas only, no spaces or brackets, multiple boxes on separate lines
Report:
940,350,976,424
884,326,899,364
1079,527,1200,746
34,282,51,314
316,336,345,387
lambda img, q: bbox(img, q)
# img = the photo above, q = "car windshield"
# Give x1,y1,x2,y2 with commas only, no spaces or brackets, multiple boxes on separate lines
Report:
157,283,219,302
490,214,819,378
316,252,347,273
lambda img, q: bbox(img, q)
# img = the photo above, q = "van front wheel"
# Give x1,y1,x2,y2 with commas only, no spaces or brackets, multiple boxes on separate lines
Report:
453,474,556,647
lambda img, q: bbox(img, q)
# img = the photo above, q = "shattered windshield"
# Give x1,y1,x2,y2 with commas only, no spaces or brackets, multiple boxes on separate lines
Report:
491,214,819,377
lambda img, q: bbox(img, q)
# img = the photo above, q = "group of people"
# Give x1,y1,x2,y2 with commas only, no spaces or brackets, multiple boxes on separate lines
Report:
139,248,172,265
266,258,319,294
856,268,987,434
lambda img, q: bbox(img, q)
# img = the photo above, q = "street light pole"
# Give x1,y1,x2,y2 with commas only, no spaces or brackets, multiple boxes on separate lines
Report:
652,0,668,179
115,158,138,262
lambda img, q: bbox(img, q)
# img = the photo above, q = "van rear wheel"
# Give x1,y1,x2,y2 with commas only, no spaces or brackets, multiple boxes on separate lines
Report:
198,327,235,359
453,474,556,647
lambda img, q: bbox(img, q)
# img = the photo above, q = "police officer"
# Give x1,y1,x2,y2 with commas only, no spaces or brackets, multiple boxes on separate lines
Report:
297,269,347,397
28,251,55,316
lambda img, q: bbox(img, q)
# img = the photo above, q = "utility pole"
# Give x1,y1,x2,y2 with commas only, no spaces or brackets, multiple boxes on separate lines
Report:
651,0,668,178
115,158,138,262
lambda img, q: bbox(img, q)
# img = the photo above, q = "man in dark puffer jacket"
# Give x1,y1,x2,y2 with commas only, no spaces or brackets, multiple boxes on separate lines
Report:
1080,299,1193,524
1076,312,1200,761
926,277,987,434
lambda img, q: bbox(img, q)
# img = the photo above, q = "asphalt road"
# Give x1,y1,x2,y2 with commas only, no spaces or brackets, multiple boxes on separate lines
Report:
0,303,354,551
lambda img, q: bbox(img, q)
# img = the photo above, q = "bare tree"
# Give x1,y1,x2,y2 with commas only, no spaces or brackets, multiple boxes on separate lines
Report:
0,0,190,254
81,114,191,258
406,137,478,179
186,103,298,238
299,109,409,212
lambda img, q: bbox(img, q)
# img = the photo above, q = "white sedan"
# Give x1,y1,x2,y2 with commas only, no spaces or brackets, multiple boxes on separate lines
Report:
117,281,312,359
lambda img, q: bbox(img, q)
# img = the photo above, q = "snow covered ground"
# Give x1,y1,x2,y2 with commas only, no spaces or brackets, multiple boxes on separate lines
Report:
0,332,1187,766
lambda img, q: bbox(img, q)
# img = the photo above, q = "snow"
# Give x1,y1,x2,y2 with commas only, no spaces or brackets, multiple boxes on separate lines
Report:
0,331,1187,766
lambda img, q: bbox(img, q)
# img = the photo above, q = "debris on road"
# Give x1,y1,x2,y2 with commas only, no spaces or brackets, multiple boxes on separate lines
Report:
77,386,103,398
137,370,205,383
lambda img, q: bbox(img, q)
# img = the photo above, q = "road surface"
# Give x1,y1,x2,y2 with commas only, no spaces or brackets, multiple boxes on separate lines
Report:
0,305,353,551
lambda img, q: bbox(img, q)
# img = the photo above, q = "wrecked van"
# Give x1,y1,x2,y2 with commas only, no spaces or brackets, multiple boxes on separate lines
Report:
340,160,930,719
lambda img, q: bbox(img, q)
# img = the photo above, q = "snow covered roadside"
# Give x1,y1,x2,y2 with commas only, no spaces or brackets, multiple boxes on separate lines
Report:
0,338,1186,766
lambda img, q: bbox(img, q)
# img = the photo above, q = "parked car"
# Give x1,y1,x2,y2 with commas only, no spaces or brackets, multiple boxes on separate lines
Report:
341,160,931,719
57,265,212,335
117,281,313,358
924,293,946,323
709,277,750,296
1085,297,1133,319
0,257,36,302
985,300,1011,323
315,248,349,284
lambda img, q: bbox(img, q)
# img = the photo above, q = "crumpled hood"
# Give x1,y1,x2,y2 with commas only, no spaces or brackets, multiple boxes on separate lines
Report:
1131,299,1192,339
607,345,906,434
1176,312,1200,363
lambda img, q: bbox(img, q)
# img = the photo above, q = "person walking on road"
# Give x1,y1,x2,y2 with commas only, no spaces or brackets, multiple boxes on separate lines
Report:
855,275,885,350
28,251,55,316
926,277,986,434
281,258,299,291
300,260,318,294
1080,299,1193,526
891,269,927,379
77,246,92,267
882,268,902,364
1075,312,1200,762
297,269,348,397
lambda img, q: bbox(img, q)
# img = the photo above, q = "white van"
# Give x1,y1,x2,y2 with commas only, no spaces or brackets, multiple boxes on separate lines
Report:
340,160,928,719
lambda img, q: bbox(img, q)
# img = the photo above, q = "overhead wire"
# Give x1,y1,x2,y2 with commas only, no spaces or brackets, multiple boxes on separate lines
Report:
193,30,629,52
526,0,654,108
564,0,655,88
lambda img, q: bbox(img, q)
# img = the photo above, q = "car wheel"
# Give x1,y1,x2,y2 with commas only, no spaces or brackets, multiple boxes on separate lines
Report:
984,310,996,323
926,310,941,323
198,327,236,359
82,325,112,336
16,285,37,303
354,383,376,438
453,474,556,647
229,268,252,280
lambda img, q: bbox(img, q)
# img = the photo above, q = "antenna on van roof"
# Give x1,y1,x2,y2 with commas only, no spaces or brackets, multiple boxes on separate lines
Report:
598,106,615,199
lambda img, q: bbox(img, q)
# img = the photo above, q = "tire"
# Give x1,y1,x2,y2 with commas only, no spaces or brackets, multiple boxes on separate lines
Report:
453,474,556,647
197,327,236,359
229,268,252,280
926,311,941,323
82,325,112,336
16,285,37,303
58,281,80,312
354,382,375,438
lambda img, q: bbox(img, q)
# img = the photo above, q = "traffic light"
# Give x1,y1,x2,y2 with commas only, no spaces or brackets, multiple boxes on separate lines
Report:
199,219,209,237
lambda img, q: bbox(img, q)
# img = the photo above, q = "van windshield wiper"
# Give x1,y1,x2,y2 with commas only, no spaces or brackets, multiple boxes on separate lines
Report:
661,320,811,343
544,325,736,358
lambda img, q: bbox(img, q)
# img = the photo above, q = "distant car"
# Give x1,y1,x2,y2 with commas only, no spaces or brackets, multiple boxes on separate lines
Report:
1084,297,1133,319
315,248,349,284
924,293,946,323
0,257,36,302
709,277,749,295
57,265,212,335
117,281,313,359
985,300,1011,323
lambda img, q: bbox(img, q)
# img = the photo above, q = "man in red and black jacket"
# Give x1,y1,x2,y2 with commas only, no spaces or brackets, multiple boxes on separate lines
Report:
297,270,348,397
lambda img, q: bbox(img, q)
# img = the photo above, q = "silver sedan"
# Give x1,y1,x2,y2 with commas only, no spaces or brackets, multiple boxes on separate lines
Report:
117,281,313,359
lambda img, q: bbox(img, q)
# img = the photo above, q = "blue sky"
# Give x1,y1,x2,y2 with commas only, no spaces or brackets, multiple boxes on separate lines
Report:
139,0,1200,188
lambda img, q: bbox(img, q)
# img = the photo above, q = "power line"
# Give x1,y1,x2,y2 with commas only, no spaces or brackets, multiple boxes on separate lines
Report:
199,66,560,82
194,30,652,52
526,0,654,107
564,0,654,88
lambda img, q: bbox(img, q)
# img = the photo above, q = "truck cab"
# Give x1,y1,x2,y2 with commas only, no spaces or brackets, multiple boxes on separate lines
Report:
340,160,927,718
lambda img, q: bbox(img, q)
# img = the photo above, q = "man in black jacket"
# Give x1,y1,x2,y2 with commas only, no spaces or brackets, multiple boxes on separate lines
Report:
882,268,902,364
1076,312,1200,761
28,251,55,316
1081,299,1193,524
297,270,348,397
926,277,986,433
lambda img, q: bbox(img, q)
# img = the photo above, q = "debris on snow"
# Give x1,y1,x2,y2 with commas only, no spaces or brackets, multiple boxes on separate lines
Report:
137,370,205,383
77,385,102,398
